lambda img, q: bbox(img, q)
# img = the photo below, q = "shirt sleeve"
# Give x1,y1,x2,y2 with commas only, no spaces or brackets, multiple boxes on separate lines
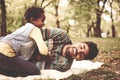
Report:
30,27,48,55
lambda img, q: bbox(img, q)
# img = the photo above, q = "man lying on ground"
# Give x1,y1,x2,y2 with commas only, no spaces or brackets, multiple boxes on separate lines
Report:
30,27,99,72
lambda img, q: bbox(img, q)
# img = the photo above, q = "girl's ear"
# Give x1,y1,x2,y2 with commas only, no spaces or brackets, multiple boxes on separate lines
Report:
30,17,35,23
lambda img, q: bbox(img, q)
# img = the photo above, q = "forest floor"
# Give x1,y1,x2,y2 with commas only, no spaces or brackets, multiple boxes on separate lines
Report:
64,51,120,80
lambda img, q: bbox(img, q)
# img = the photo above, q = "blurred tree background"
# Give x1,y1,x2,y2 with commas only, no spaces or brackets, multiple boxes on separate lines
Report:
0,0,120,38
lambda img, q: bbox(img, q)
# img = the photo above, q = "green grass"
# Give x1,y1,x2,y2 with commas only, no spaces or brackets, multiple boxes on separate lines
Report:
70,37,120,53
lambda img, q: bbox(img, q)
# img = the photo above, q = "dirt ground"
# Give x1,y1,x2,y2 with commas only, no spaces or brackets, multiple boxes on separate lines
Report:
64,51,120,80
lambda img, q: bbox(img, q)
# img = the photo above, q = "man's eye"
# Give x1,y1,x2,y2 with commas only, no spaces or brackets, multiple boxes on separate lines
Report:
83,45,85,49
80,46,82,49
71,48,74,52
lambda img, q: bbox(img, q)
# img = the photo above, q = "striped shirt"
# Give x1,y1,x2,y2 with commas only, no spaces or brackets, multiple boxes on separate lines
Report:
41,28,73,71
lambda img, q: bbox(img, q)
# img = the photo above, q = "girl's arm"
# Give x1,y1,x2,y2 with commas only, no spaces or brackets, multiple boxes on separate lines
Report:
30,27,48,55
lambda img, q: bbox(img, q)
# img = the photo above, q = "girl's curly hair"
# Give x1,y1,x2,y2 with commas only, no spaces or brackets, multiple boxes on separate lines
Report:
24,6,44,22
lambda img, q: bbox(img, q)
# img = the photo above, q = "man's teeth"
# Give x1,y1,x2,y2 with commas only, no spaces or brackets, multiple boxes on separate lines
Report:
73,49,77,55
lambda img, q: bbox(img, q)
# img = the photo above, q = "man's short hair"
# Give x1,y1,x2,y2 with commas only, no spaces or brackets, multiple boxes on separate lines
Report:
83,41,99,60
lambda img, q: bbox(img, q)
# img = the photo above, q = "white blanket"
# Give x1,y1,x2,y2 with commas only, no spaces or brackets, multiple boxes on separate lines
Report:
0,60,104,80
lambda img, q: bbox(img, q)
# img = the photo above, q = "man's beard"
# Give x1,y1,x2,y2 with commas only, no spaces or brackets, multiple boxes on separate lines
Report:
65,47,73,61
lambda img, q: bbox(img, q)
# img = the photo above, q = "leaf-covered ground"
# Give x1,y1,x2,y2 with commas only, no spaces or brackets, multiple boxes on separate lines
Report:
64,51,120,80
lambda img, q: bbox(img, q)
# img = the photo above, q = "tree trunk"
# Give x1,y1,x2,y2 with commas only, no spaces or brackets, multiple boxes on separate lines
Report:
94,0,107,37
111,24,115,37
55,0,60,28
86,21,94,37
0,0,7,36
110,0,116,37
117,0,120,15
95,12,101,37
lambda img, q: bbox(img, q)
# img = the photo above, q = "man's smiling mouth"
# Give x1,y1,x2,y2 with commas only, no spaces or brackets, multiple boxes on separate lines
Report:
71,47,78,56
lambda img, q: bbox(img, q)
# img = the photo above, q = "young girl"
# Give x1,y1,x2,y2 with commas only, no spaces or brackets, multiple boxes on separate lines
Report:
0,6,48,77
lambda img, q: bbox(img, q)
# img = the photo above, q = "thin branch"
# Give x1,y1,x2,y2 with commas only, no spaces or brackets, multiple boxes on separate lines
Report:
42,0,54,9
40,0,45,7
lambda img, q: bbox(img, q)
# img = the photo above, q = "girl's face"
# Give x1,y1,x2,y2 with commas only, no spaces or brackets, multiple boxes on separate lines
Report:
31,14,45,29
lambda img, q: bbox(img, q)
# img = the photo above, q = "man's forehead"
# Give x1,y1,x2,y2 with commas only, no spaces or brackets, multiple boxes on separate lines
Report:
73,42,85,46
